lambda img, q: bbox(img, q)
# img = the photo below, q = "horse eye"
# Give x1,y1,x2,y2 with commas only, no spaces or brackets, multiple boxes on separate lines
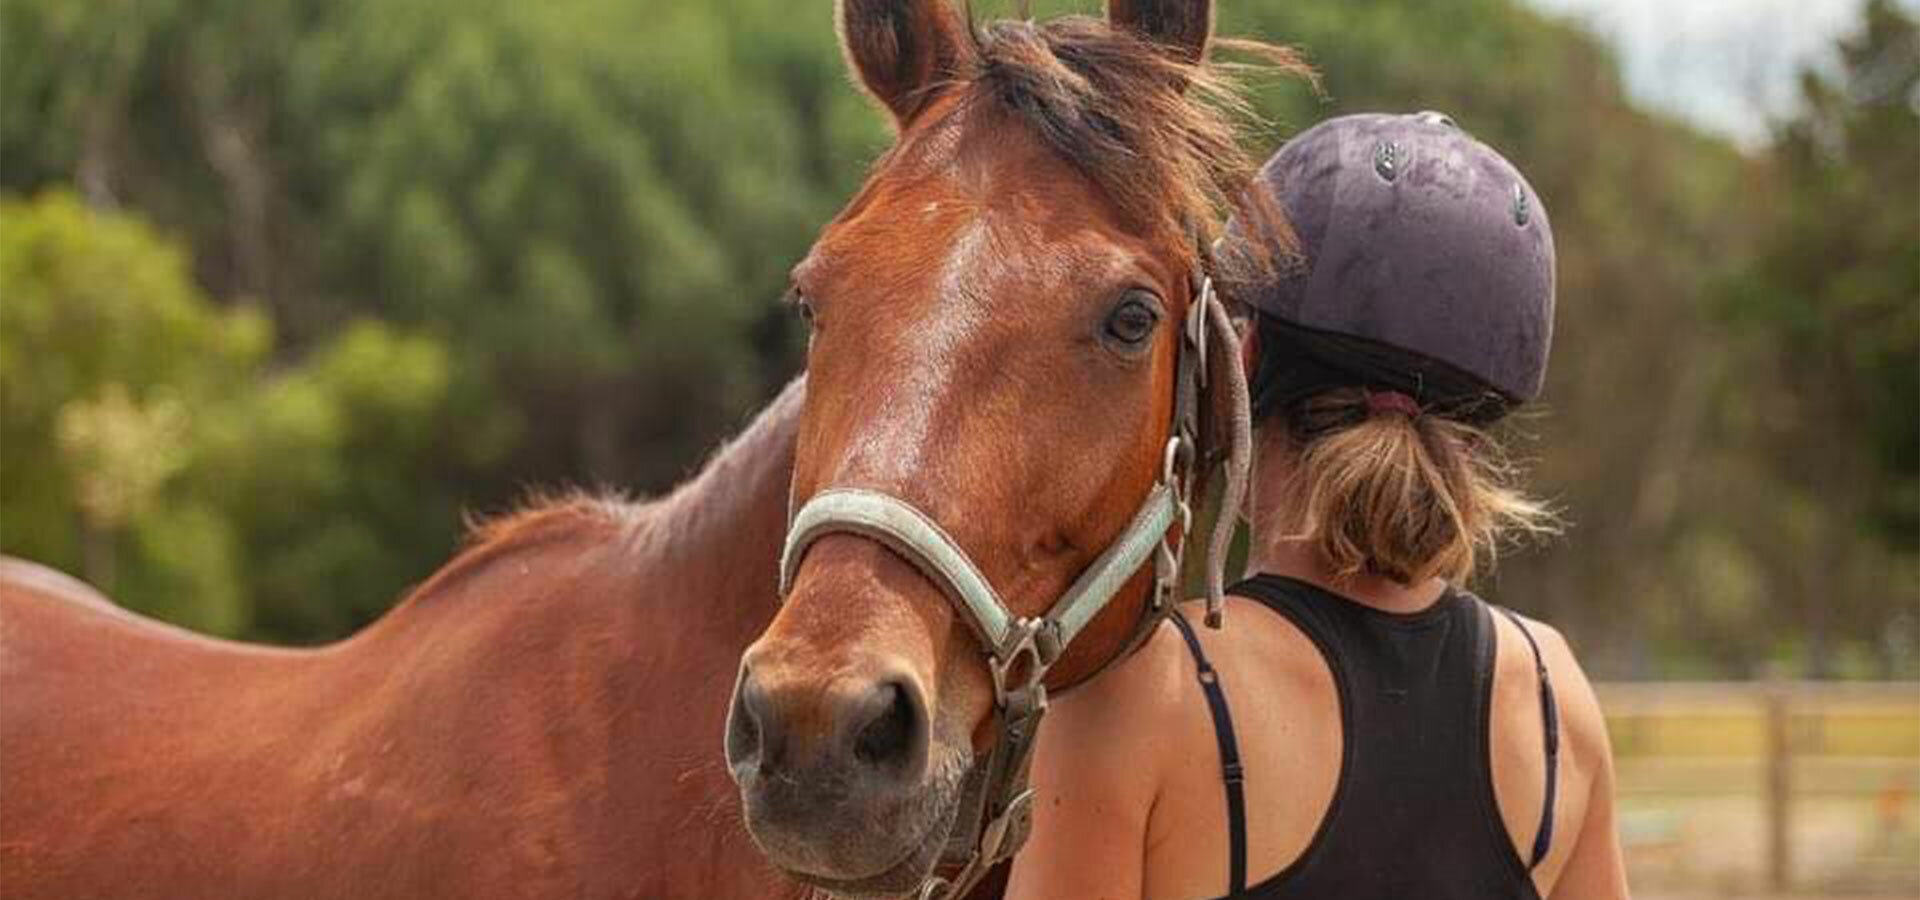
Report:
790,292,815,327
1104,293,1160,347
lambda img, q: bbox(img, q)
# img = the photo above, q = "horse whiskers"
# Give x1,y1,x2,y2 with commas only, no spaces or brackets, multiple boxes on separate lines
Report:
672,754,723,785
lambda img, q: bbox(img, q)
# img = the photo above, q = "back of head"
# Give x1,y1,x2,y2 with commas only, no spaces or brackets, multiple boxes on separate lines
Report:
1272,386,1552,584
1225,112,1560,584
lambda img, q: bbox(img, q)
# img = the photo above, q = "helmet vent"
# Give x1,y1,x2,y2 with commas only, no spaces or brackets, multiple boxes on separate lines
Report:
1373,141,1402,182
1512,184,1531,226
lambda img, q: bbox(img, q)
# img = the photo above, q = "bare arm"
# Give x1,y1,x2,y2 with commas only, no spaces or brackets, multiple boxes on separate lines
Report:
1552,749,1629,898
1004,725,1151,899
1005,631,1183,900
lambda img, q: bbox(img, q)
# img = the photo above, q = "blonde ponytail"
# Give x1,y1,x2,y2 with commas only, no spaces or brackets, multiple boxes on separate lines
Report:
1276,389,1557,585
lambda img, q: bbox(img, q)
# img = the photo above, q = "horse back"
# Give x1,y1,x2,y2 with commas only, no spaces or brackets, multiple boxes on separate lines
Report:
0,556,307,653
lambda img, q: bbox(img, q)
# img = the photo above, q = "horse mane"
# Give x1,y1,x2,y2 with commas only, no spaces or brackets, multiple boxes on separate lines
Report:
460,489,646,550
396,375,807,612
957,14,1313,263
394,490,647,608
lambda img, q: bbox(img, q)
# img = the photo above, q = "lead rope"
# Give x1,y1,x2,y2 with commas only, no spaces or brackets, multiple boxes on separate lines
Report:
1198,279,1252,629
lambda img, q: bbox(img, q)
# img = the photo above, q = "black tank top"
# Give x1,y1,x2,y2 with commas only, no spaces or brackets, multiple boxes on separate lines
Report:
1166,574,1557,900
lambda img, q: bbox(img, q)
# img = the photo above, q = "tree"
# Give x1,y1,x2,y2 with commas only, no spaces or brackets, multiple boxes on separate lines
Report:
1715,0,1919,675
0,191,455,638
1,0,1907,673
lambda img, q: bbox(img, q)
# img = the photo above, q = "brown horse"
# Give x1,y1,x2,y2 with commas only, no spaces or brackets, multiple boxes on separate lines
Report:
725,2,1290,897
0,380,845,899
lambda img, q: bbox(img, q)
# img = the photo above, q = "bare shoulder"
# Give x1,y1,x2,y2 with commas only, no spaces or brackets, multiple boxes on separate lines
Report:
1496,610,1611,761
1489,609,1632,897
1046,609,1195,744
1055,596,1327,726
1022,608,1199,883
1046,595,1321,769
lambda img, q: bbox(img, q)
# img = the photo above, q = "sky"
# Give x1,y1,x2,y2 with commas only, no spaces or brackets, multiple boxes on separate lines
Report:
1523,0,1896,146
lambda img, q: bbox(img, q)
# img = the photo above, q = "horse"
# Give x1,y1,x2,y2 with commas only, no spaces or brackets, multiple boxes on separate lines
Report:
722,1,1294,896
0,378,882,899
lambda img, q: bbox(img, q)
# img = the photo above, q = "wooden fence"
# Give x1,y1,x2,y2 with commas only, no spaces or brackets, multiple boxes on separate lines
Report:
1598,681,1920,896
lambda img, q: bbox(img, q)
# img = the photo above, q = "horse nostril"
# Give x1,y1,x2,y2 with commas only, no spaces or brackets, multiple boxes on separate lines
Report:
726,666,778,772
851,679,923,772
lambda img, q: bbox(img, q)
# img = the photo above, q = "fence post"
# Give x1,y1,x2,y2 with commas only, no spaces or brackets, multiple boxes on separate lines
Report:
1764,677,1792,893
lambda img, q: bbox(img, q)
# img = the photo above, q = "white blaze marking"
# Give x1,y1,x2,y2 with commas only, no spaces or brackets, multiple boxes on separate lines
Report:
846,212,996,487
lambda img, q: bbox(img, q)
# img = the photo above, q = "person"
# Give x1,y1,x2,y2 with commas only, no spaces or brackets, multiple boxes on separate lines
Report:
1005,112,1630,899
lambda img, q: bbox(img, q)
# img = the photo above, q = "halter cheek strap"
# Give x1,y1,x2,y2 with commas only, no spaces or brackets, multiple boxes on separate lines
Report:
778,478,1182,900
781,480,1182,692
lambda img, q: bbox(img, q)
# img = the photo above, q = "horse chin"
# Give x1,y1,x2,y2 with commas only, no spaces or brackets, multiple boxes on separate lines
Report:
784,833,944,900
778,749,970,899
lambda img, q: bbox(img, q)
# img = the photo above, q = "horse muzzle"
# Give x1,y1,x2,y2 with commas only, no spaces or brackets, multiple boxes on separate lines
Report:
724,649,955,885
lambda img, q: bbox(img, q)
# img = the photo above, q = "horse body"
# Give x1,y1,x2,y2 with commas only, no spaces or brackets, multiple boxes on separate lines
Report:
1,380,810,899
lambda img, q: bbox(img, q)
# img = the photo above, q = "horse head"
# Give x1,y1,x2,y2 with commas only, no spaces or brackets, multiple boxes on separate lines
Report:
726,2,1288,894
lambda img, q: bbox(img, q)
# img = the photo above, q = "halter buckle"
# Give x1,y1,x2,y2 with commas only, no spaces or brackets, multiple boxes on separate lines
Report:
988,618,1055,706
978,786,1036,860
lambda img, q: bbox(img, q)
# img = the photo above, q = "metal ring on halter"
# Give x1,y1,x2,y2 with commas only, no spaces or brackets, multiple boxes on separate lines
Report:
1162,433,1194,486
988,618,1049,703
1157,494,1193,606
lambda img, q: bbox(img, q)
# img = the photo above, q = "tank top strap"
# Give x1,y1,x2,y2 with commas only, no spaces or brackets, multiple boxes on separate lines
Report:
1489,603,1560,869
1169,610,1248,895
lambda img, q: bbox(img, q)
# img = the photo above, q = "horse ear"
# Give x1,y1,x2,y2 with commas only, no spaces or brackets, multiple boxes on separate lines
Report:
838,0,970,127
1108,0,1213,64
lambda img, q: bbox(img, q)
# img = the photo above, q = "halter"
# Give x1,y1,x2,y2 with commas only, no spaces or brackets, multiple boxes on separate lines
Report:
777,263,1251,900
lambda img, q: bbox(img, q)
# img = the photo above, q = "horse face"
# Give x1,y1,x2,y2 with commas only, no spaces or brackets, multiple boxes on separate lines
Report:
726,1,1215,892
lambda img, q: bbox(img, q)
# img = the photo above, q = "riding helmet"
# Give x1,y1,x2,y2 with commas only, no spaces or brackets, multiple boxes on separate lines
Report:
1225,111,1556,424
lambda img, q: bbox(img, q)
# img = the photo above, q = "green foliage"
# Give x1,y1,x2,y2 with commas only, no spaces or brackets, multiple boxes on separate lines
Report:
0,0,1910,675
1699,0,1920,676
0,191,454,638
1,191,263,631
1727,0,1918,548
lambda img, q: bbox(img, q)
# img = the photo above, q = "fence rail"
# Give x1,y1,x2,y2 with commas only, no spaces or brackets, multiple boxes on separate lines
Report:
1596,681,1920,896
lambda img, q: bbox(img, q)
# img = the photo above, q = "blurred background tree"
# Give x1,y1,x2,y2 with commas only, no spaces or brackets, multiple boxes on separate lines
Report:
1,0,1913,676
0,191,451,636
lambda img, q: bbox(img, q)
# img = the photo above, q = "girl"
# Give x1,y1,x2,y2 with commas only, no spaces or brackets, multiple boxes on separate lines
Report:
1008,112,1630,900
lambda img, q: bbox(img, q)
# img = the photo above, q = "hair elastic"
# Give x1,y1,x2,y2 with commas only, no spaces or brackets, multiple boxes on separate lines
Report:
1365,390,1423,417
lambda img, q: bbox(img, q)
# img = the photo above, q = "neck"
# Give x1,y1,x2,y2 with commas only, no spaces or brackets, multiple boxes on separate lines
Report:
1246,534,1448,615
1246,428,1449,615
302,377,810,895
652,375,805,635
356,375,805,647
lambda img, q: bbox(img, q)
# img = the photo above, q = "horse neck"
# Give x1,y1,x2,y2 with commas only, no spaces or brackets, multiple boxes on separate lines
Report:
243,378,807,891
648,374,805,640
344,375,804,664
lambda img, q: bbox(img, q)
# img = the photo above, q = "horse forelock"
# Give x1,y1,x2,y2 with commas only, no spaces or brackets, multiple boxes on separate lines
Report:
948,14,1310,265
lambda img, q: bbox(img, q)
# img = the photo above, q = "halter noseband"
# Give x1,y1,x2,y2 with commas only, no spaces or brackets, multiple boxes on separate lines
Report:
776,265,1250,900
